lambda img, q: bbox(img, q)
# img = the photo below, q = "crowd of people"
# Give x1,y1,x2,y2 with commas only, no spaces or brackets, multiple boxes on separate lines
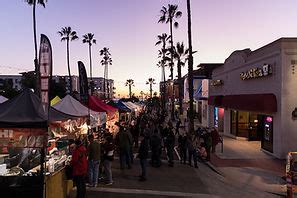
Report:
69,104,222,198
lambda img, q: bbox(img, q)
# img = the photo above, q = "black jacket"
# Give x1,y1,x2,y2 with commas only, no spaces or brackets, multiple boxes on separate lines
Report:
138,138,149,159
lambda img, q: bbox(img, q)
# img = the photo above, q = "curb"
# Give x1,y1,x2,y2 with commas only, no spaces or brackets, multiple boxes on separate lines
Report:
204,161,224,177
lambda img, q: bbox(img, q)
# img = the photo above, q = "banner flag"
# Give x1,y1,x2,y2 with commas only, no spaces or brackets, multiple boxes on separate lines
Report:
78,61,89,104
39,34,53,117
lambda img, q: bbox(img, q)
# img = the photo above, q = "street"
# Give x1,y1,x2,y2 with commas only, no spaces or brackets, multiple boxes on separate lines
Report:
69,156,283,198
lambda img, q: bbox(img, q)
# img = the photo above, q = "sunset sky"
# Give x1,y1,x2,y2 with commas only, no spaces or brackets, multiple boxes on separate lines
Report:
1,0,297,97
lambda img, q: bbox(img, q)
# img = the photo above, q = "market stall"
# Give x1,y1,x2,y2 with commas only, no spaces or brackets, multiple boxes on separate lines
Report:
0,89,77,198
108,100,132,122
88,96,119,134
53,95,107,134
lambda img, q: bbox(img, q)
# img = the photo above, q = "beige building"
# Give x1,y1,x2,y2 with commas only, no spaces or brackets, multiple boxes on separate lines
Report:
208,38,297,159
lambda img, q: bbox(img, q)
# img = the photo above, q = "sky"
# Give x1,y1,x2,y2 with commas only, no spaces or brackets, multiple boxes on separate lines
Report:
1,0,297,97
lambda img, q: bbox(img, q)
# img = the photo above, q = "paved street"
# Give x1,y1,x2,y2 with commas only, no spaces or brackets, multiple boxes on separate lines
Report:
68,123,291,198
69,156,283,198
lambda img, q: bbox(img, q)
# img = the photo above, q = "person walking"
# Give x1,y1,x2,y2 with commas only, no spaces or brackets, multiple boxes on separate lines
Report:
175,118,182,136
211,128,220,153
203,131,212,161
166,129,175,167
150,129,162,167
87,134,101,187
178,133,187,164
138,134,149,181
115,126,132,169
103,135,114,185
71,139,88,198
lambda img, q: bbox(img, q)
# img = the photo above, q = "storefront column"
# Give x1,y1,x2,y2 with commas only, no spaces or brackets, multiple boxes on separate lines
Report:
208,105,214,128
224,109,230,136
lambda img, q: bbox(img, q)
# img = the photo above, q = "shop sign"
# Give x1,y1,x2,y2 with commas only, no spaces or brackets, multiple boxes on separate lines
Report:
0,128,46,148
240,64,272,80
211,80,224,86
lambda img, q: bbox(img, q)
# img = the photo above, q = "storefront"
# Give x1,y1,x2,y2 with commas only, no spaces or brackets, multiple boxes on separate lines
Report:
208,38,297,158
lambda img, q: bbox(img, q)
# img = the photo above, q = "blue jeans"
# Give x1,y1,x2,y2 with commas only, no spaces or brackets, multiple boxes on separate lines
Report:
88,160,100,186
104,160,113,183
140,159,147,179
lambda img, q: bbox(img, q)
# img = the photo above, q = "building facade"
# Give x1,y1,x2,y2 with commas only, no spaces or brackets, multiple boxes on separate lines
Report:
0,74,114,99
208,38,297,158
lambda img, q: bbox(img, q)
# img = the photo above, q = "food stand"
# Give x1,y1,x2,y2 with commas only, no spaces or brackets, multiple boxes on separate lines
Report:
0,90,79,198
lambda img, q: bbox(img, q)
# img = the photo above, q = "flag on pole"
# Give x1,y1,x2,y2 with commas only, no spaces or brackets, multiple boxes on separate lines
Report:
39,34,53,116
78,61,89,105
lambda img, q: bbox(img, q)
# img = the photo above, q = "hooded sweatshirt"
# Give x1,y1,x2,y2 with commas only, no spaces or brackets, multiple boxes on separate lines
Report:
71,144,88,176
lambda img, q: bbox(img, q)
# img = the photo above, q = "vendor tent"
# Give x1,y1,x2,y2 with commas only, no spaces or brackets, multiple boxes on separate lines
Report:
50,96,61,106
53,95,106,126
89,96,118,113
112,100,131,112
0,96,8,103
121,101,137,112
0,89,78,128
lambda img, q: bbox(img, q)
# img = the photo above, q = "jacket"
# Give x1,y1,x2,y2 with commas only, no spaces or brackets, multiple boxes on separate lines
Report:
88,140,101,161
71,144,88,176
138,138,149,159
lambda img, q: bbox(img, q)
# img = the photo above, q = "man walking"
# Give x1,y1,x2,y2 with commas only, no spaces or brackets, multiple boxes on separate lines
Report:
87,134,101,187
138,134,149,181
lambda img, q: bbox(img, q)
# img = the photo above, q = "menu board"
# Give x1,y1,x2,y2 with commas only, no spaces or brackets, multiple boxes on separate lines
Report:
0,128,47,150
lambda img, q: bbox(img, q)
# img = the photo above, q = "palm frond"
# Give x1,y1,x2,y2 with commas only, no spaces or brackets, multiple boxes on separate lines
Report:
174,22,179,28
155,41,162,46
71,35,79,41
158,16,166,23
175,11,182,18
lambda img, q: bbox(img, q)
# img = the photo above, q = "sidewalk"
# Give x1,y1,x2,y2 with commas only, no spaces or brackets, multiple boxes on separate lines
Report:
209,136,288,196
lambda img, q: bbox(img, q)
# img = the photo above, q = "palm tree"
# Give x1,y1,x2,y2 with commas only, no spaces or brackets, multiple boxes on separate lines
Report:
146,78,156,98
25,0,47,97
100,47,112,99
125,79,134,98
187,0,194,133
158,4,182,120
174,42,189,115
158,4,182,80
156,33,171,111
58,27,79,94
82,33,96,94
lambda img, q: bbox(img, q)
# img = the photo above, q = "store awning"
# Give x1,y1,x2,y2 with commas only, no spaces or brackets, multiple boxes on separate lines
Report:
221,93,277,113
208,95,223,106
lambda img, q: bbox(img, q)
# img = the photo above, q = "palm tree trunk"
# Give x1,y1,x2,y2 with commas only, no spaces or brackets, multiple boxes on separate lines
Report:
89,44,92,80
150,83,152,98
169,19,175,121
187,0,194,134
178,61,183,115
32,0,40,98
129,85,131,98
67,39,72,94
106,64,109,100
103,64,106,99
89,44,93,95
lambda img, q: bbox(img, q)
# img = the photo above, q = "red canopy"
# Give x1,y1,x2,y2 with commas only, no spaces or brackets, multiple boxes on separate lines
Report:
89,96,117,112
